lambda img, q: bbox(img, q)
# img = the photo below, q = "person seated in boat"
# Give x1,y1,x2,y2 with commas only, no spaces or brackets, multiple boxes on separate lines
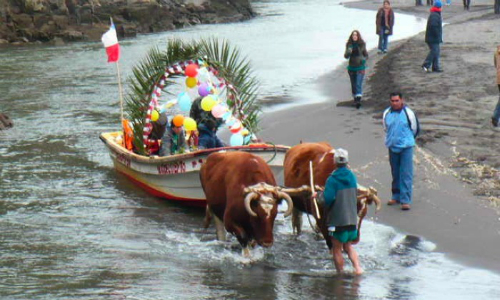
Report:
190,96,224,131
147,111,168,155
197,118,225,150
159,119,187,156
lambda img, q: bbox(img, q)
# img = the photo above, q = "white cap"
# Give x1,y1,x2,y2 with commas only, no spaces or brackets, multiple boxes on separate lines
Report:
334,148,349,164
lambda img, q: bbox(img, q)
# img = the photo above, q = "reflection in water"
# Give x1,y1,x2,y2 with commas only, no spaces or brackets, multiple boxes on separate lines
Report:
1,0,500,299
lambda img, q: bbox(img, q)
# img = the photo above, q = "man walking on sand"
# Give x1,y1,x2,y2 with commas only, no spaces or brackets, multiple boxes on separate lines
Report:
422,0,443,73
383,93,420,211
317,148,363,275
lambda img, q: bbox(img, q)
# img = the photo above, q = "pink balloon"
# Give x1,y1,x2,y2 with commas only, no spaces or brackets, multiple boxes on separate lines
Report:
211,104,227,118
198,83,210,97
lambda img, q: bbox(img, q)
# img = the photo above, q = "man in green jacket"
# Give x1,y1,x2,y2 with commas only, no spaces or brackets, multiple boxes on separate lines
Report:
322,148,363,275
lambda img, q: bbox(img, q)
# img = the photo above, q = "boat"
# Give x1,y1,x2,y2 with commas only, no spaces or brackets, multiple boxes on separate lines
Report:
100,131,289,207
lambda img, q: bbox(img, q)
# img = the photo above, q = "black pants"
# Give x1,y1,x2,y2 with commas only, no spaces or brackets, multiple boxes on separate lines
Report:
463,0,471,9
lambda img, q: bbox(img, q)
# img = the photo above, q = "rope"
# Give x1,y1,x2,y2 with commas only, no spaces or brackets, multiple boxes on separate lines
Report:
265,142,277,164
302,191,322,234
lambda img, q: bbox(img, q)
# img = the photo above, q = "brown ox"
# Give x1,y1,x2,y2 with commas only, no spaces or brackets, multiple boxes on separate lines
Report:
201,151,294,257
283,142,381,249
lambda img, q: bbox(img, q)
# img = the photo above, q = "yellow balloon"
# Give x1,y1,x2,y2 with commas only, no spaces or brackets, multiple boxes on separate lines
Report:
201,96,216,112
241,129,249,136
183,117,197,131
186,77,198,88
151,110,159,122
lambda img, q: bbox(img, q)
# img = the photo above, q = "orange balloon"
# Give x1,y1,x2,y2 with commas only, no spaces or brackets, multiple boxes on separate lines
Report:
173,114,185,127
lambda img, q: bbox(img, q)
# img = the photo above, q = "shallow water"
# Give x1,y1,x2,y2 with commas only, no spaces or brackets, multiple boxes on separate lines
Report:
1,0,500,299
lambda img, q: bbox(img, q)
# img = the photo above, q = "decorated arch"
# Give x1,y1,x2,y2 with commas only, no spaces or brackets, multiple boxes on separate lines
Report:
125,38,261,155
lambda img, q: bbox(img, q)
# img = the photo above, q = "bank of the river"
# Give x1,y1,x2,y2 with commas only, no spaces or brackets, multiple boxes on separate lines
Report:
0,0,253,45
259,0,500,272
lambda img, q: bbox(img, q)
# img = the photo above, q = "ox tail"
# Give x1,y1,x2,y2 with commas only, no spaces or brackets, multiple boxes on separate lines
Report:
203,206,212,230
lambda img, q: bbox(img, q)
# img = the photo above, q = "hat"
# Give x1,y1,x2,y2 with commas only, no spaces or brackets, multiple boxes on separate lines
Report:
433,0,442,8
334,148,349,164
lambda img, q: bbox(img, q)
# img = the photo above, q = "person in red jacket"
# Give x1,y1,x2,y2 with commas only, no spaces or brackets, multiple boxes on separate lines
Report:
376,0,395,54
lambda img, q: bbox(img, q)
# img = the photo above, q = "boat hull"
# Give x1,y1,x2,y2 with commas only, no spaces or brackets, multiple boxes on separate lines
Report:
100,132,289,207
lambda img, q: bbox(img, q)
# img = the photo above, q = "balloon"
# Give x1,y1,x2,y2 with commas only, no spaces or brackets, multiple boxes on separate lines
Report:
230,120,242,133
241,129,249,136
211,104,227,118
230,134,244,146
185,77,198,88
201,96,216,112
185,64,198,77
183,117,197,131
151,110,159,122
198,83,210,97
178,92,192,112
222,112,232,121
243,135,251,144
173,114,185,127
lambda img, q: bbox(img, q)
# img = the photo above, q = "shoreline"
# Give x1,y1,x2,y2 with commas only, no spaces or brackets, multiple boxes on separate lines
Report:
260,0,500,273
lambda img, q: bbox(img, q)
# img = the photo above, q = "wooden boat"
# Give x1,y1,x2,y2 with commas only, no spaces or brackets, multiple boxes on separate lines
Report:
100,131,289,207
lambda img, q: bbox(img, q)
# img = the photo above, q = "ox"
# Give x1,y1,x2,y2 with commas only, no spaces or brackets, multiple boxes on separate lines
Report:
283,142,381,249
201,151,294,257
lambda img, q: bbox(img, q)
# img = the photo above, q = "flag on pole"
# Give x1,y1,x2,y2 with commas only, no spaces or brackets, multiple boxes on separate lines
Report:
101,20,120,63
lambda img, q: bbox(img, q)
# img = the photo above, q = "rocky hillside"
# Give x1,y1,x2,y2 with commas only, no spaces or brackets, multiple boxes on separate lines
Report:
0,0,254,45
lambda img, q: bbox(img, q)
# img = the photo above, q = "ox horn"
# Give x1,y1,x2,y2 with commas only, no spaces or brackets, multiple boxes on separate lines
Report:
277,191,294,218
244,192,259,217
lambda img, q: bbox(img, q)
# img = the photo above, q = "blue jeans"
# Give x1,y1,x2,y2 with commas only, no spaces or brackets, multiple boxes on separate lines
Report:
423,43,441,71
348,70,365,98
493,85,500,121
378,28,389,51
389,147,414,204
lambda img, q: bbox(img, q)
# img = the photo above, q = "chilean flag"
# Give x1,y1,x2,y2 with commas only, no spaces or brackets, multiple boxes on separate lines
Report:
101,21,120,63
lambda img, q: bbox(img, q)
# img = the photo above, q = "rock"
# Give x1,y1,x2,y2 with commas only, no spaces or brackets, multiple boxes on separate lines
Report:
52,37,65,45
0,39,9,44
0,113,13,130
0,0,254,44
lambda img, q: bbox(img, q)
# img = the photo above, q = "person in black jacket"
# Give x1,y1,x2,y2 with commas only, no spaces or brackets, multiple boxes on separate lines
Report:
422,0,443,73
344,30,369,109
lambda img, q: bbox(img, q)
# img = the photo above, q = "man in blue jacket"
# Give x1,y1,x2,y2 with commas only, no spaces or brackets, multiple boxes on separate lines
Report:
383,92,420,211
422,0,443,72
321,148,363,275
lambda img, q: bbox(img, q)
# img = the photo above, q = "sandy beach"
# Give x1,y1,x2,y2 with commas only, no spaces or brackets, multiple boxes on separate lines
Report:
259,0,500,272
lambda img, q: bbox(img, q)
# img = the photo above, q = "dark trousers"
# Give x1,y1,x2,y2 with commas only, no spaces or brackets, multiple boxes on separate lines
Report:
463,0,471,9
492,85,500,122
389,147,414,204
423,43,441,71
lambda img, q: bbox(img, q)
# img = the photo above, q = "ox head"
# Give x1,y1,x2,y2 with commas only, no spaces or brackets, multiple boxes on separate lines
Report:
242,183,294,247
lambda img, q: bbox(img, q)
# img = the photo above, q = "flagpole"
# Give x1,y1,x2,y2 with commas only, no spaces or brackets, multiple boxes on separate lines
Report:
116,61,124,122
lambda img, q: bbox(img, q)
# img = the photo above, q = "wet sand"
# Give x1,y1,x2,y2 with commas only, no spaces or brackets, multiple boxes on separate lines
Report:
259,0,500,272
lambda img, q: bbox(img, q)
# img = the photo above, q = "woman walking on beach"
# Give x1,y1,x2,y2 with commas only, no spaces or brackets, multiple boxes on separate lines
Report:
344,30,368,109
376,0,395,54
491,46,500,127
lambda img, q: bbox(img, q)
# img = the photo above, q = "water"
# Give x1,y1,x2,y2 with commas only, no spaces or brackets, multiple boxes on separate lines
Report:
1,0,500,299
